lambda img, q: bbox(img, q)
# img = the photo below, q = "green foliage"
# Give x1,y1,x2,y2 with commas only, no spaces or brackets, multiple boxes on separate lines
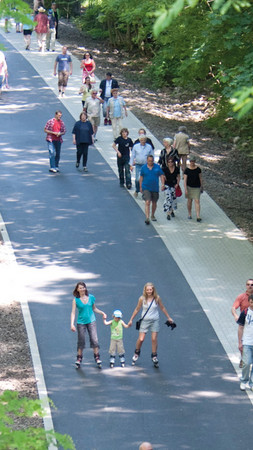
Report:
153,0,250,36
0,390,75,450
0,0,33,23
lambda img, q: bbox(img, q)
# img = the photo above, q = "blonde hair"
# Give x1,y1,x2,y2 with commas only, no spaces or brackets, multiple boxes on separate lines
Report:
142,282,159,304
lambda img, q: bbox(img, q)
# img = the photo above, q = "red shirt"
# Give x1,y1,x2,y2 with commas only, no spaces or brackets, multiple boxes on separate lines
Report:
232,292,250,312
52,119,61,141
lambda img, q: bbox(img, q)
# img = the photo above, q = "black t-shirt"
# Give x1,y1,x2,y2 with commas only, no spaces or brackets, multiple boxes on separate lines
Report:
163,166,180,187
114,136,133,159
184,167,201,188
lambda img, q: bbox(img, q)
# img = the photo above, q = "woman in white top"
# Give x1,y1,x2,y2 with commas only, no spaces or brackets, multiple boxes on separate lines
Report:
128,282,174,367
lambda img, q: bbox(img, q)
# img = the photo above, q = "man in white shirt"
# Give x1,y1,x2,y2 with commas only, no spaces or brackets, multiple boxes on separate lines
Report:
237,294,253,391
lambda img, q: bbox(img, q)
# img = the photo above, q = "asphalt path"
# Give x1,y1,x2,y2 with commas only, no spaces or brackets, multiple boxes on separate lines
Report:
1,36,253,450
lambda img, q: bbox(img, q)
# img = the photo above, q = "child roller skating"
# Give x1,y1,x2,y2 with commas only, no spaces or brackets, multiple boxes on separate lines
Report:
103,310,129,368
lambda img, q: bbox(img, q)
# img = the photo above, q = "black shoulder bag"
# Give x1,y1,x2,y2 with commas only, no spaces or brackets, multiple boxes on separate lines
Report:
136,299,154,330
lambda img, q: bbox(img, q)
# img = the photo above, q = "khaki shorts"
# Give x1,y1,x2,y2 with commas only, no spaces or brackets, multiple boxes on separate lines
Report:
143,190,159,202
88,115,100,127
109,339,125,355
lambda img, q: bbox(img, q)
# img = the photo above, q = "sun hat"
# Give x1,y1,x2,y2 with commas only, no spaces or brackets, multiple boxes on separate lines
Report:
38,6,46,12
113,310,123,318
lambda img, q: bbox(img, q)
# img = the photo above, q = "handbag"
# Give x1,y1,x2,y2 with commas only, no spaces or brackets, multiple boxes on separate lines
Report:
135,298,154,330
175,185,182,197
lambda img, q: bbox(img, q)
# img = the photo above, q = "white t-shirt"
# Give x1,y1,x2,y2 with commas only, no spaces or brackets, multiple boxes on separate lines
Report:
240,308,253,345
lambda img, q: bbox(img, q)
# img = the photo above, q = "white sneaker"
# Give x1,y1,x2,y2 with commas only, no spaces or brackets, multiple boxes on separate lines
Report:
240,382,247,391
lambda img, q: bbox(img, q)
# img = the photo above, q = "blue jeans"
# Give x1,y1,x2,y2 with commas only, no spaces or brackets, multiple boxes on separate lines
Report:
47,140,62,169
240,345,253,387
135,164,143,193
117,156,131,187
102,97,110,117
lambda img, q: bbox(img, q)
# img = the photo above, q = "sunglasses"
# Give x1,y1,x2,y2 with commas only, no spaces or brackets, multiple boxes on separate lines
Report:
246,283,253,286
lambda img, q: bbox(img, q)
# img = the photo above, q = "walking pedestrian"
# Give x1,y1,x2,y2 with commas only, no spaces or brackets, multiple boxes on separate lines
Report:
70,282,107,369
80,52,96,84
184,155,203,222
46,8,57,52
99,72,119,125
0,51,8,98
103,310,129,368
128,282,175,368
72,111,94,172
44,110,66,173
51,2,59,39
79,76,92,109
112,128,133,188
84,89,103,140
232,279,253,368
237,294,253,391
130,136,154,198
53,46,72,98
163,155,180,220
173,126,190,174
158,137,179,169
134,128,154,150
23,14,33,51
34,6,49,53
106,89,127,139
139,155,165,224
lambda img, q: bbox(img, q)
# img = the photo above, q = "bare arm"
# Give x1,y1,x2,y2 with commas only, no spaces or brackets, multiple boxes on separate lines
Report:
231,306,239,322
121,320,129,328
158,297,173,322
128,297,143,326
103,319,112,326
70,299,76,331
184,174,188,196
238,325,244,352
199,173,203,192
160,174,166,191
69,62,73,76
93,303,107,319
139,175,143,192
53,60,57,76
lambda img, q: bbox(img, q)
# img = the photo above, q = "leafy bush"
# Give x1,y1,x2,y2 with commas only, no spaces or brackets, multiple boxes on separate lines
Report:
0,390,75,450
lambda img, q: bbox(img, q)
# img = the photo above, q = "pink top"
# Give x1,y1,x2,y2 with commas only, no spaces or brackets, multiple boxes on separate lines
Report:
34,13,49,34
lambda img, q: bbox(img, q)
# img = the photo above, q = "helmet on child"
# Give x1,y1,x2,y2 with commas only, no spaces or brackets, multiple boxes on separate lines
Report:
113,309,123,318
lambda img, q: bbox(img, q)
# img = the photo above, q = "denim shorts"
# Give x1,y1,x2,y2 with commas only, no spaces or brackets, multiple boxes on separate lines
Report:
140,318,160,333
77,321,99,350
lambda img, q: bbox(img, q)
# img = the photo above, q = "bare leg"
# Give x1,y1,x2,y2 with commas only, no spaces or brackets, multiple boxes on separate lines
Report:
187,198,192,217
151,200,157,218
151,332,158,353
145,200,151,220
195,199,201,219
135,332,146,351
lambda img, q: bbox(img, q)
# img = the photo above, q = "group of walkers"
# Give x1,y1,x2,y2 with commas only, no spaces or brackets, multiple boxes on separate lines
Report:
71,281,176,370
4,2,204,223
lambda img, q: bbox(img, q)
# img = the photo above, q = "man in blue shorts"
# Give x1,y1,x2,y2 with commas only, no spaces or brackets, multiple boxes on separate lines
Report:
53,46,72,97
139,155,165,225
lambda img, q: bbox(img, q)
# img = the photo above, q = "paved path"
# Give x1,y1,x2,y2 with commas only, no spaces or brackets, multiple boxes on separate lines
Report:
0,23,253,450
